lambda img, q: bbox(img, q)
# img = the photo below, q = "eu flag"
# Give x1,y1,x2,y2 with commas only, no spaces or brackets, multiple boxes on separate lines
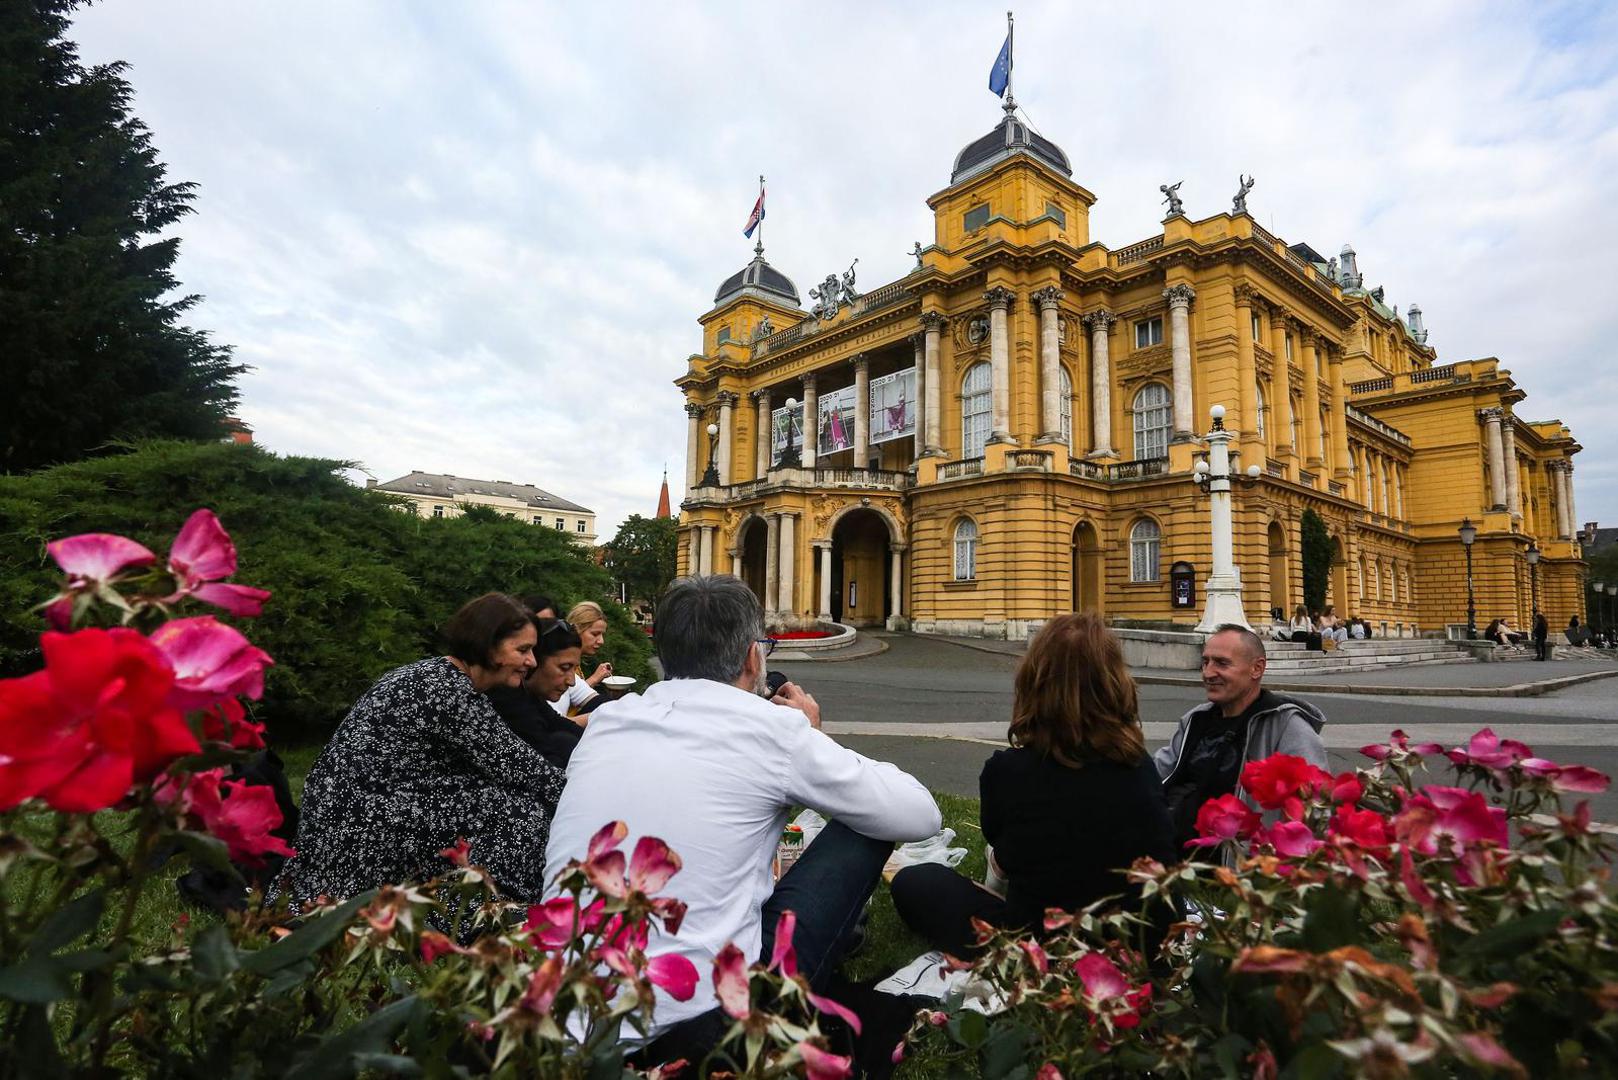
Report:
988,32,1012,97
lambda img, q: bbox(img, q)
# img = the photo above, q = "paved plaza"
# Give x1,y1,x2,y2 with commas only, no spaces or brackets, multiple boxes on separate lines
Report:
775,633,1618,822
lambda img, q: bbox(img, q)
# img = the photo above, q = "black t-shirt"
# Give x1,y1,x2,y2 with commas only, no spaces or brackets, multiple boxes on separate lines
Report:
486,686,584,771
979,747,1176,931
1162,690,1280,849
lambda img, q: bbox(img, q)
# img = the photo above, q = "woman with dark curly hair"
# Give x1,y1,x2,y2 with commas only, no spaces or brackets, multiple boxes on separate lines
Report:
278,593,564,906
891,613,1175,956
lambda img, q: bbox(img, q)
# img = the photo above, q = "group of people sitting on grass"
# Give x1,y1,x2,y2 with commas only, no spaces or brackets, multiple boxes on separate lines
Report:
1266,603,1374,649
274,576,1327,1069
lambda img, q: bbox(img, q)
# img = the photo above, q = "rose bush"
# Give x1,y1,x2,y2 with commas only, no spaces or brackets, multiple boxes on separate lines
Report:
903,735,1617,1077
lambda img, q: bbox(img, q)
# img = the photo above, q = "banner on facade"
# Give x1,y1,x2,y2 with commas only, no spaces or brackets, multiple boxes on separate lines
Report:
817,385,856,456
869,367,917,445
770,402,804,467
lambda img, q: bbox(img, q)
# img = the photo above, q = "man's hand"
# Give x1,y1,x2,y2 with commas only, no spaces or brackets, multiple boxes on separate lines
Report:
770,680,822,729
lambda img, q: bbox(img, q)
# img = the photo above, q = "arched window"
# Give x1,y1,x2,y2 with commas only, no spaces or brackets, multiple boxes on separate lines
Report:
1129,518,1161,583
1059,366,1074,451
1319,409,1330,464
1370,560,1381,602
1132,383,1171,460
1255,382,1268,439
1290,395,1302,450
953,518,979,581
961,362,991,459
1387,562,1398,603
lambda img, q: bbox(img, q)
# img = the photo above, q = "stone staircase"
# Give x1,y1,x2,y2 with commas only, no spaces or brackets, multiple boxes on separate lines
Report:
1262,638,1479,676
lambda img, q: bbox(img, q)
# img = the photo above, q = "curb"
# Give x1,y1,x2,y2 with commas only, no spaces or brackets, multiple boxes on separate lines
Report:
774,637,891,663
914,635,1026,659
1133,667,1618,698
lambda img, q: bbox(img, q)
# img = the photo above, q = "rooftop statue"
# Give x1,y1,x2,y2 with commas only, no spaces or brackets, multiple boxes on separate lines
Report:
1160,180,1184,218
1232,174,1255,215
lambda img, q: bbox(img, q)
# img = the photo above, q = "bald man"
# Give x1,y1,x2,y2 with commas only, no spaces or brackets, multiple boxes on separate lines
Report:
1154,624,1328,849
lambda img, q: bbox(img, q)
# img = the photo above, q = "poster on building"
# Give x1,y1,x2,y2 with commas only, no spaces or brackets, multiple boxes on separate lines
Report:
869,367,917,445
818,385,856,457
770,402,804,467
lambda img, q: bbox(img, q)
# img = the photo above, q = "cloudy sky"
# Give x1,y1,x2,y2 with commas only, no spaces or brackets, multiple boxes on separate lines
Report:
71,0,1618,537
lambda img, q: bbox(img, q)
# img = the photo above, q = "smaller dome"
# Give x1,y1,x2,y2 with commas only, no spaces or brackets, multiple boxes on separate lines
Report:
714,252,800,307
951,104,1072,185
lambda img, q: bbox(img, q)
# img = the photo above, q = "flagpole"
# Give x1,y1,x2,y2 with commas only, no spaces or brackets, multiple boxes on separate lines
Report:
1006,10,1015,110
755,174,765,257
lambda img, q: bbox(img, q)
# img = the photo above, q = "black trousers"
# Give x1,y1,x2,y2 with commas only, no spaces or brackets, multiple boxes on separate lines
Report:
1535,636,1549,660
889,863,1012,958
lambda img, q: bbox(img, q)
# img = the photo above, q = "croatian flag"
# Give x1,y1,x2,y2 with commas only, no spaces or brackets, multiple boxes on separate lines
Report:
743,186,766,238
988,31,1012,97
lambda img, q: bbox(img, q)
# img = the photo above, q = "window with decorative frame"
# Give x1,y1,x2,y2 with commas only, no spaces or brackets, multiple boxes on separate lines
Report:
961,362,992,458
953,518,979,581
1255,382,1268,439
1059,366,1073,451
1129,518,1162,583
963,203,990,232
1132,383,1171,460
1252,313,1263,341
1134,316,1163,349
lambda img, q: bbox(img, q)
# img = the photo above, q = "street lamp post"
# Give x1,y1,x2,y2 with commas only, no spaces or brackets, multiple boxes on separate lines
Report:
1593,581,1606,639
1525,542,1540,619
1192,405,1262,632
778,397,802,468
1608,585,1618,643
699,422,721,487
1458,517,1478,640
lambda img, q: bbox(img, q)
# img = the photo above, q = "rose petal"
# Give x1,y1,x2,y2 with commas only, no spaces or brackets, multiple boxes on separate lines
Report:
47,533,157,583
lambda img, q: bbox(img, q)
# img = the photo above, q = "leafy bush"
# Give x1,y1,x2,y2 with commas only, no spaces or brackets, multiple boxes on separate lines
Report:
0,441,651,742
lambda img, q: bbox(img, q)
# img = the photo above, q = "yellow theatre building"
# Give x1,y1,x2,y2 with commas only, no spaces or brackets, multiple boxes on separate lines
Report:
675,101,1588,640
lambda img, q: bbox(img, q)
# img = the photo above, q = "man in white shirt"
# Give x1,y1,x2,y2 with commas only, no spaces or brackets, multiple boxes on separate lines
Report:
544,575,941,1061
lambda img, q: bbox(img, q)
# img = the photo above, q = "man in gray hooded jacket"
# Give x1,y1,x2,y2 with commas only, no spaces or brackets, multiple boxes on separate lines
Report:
1154,624,1328,848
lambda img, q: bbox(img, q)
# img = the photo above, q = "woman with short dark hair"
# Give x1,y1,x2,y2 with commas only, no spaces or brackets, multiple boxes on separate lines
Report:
279,593,565,906
488,618,587,769
891,614,1175,957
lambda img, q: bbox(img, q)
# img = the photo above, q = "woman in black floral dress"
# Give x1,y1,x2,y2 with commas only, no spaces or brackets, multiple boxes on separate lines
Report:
280,593,565,905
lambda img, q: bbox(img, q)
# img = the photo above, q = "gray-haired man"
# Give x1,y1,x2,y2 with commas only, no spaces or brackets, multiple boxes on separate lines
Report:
545,575,941,1060
1154,624,1328,848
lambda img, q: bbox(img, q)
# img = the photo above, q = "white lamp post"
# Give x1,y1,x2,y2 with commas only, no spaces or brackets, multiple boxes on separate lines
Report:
1193,405,1261,632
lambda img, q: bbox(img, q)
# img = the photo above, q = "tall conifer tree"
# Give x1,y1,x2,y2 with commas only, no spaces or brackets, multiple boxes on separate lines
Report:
1,1,242,472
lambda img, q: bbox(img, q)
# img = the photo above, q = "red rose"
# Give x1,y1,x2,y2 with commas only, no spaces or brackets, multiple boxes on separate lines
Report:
1186,794,1261,848
159,767,293,865
1240,753,1332,815
0,629,198,812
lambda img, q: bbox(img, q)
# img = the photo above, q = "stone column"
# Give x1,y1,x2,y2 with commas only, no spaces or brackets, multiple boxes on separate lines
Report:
764,514,779,615
1301,330,1323,469
1270,308,1294,462
730,550,742,577
1555,463,1573,538
800,374,818,469
778,513,797,617
1568,462,1578,540
1501,417,1521,522
1164,283,1196,440
1195,411,1251,631
1234,288,1260,458
816,542,833,622
853,354,871,462
753,389,772,478
919,312,947,455
1481,408,1506,510
716,391,737,484
1395,463,1406,519
889,543,905,622
910,332,926,459
1083,310,1116,457
1359,447,1374,510
1033,286,1064,443
685,402,703,490
1328,345,1351,482
697,525,714,576
984,286,1015,443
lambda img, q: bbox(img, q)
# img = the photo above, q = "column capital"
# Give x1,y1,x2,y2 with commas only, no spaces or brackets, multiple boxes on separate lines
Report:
888,542,909,553
1233,283,1258,307
982,285,1016,310
918,310,948,333
685,402,704,418
801,371,818,390
1162,282,1196,308
1297,324,1321,345
852,352,870,373
810,538,832,551
751,387,772,404
907,331,924,347
1478,406,1505,423
1270,305,1293,326
1082,309,1116,331
716,390,740,406
1031,285,1064,310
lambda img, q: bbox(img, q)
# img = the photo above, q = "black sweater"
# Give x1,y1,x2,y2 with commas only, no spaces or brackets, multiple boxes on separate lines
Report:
980,747,1176,929
486,686,584,771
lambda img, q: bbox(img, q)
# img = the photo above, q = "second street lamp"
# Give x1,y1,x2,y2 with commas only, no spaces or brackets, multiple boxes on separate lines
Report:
1525,542,1540,618
1458,517,1478,640
699,422,721,488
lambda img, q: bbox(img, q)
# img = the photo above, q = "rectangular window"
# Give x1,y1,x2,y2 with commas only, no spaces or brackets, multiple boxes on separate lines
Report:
432,505,445,518
555,518,565,530
1043,200,1066,227
716,326,731,344
963,203,990,232
576,520,586,533
533,516,542,525
1134,317,1163,349
1285,334,1294,361
1251,313,1262,341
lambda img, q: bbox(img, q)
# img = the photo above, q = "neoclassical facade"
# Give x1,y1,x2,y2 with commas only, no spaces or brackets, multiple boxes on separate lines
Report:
675,104,1585,638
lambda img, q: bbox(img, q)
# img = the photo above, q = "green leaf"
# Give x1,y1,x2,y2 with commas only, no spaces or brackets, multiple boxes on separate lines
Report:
29,888,104,955
587,1041,626,1080
1457,908,1565,960
192,923,240,982
239,891,373,975
0,958,72,1004
1282,1040,1346,1080
351,1054,423,1076
946,1008,988,1049
173,826,243,877
980,1020,1035,1080
284,995,425,1080
1299,885,1359,952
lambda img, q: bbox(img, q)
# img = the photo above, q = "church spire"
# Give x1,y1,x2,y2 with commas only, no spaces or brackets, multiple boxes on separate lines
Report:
656,466,671,519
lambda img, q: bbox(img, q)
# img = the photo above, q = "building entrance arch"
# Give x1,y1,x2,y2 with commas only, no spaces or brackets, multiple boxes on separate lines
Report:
830,508,892,626
1330,535,1349,612
1268,520,1289,617
738,516,769,605
1072,520,1103,614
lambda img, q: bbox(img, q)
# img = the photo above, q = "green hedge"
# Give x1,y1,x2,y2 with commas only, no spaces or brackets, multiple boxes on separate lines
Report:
0,441,652,743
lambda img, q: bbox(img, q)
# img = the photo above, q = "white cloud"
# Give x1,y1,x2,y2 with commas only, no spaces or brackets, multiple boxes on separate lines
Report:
69,0,1618,536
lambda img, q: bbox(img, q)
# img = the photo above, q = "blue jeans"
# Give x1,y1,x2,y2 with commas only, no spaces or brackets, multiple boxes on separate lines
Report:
635,820,892,1065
